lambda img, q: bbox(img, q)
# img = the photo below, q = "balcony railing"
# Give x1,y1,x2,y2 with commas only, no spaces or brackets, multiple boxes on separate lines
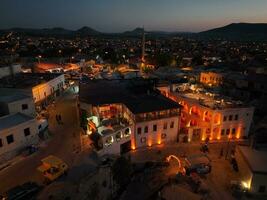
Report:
135,110,180,122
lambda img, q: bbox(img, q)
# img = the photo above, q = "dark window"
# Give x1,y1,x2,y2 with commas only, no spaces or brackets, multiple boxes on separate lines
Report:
229,115,233,121
153,124,157,132
140,137,146,143
226,129,230,135
232,128,236,135
170,121,174,128
22,104,28,110
223,116,227,121
137,127,142,135
0,139,2,147
6,135,14,144
221,129,225,135
144,126,148,133
258,186,266,193
234,115,238,120
24,128,31,136
161,133,167,139
246,113,249,116
163,122,167,130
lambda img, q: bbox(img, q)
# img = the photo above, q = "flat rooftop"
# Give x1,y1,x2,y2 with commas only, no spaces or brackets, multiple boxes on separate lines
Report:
0,73,62,89
79,79,181,114
238,146,267,174
0,113,34,131
175,90,246,109
0,94,31,103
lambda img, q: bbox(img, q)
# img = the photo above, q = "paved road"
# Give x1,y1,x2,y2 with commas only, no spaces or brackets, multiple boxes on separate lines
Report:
130,142,239,200
0,87,82,193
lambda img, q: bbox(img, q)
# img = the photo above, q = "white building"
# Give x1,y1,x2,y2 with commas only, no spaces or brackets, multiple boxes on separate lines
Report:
0,113,39,162
158,83,254,142
0,73,65,106
79,79,181,154
0,94,36,117
236,146,267,194
0,64,21,79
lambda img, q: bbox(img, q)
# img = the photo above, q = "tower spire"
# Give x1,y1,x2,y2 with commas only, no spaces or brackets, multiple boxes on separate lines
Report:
141,26,145,63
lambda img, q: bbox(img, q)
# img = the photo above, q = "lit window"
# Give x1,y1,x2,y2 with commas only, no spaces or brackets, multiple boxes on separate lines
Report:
6,135,14,144
124,128,131,137
24,128,31,137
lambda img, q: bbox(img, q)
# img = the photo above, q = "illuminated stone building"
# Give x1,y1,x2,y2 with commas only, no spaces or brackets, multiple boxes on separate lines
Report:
158,83,254,142
200,71,223,86
79,79,181,154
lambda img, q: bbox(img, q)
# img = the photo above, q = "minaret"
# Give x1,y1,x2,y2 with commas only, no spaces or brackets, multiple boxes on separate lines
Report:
141,27,145,63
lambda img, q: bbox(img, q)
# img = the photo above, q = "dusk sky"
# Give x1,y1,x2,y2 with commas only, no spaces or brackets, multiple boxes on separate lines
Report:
1,0,267,32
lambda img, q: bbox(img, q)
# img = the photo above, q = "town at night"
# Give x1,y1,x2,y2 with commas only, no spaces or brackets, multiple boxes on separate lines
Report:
0,0,267,199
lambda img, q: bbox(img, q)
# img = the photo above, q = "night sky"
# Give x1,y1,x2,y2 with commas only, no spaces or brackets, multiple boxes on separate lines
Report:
1,0,267,32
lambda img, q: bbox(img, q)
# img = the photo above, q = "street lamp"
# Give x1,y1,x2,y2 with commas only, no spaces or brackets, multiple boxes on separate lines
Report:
58,50,62,64
70,56,74,63
36,55,42,64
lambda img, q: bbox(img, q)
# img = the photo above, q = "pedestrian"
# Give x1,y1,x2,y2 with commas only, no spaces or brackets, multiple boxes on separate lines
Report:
220,147,224,158
55,114,59,124
59,114,63,124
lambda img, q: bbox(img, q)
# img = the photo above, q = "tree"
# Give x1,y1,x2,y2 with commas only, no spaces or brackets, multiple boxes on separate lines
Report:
111,156,132,190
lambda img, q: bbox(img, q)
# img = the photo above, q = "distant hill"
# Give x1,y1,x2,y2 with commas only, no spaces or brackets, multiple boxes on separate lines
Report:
198,23,267,41
123,27,144,36
0,27,99,37
76,26,100,36
1,27,74,36
0,26,185,38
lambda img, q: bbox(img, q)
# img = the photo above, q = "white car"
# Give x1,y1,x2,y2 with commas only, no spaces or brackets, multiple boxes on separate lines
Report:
37,119,48,133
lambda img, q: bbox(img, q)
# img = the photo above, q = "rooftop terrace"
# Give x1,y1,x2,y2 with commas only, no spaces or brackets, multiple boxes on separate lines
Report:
80,79,181,114
0,73,62,89
176,90,246,110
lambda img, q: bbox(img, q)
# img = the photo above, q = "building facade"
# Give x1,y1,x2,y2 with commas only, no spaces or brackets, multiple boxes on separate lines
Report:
79,79,181,154
0,94,36,117
0,113,39,162
158,83,254,142
200,72,223,86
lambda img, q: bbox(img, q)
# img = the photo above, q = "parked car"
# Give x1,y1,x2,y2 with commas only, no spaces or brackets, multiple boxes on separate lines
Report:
37,119,48,134
1,182,41,200
186,163,212,175
185,154,212,175
37,155,68,184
